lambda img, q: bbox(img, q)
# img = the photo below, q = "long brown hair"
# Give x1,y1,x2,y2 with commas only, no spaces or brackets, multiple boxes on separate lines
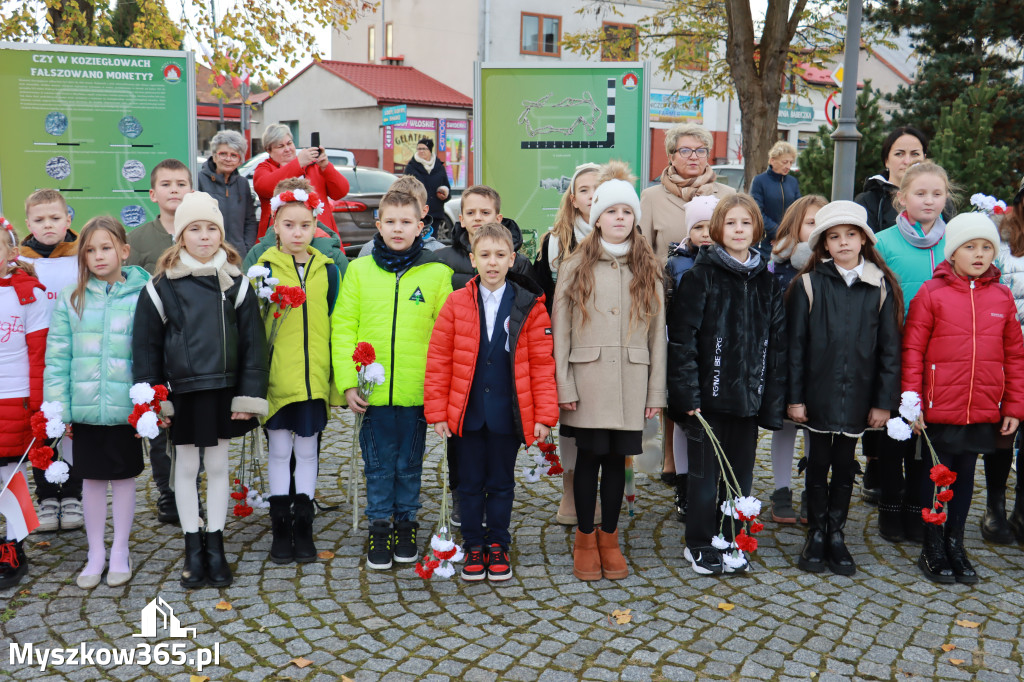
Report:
562,161,662,332
1001,188,1024,257
790,226,905,328
550,165,599,267
772,195,827,258
71,217,128,316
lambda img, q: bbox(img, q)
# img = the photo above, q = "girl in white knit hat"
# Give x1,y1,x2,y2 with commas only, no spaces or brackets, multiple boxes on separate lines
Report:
553,161,667,581
132,191,269,590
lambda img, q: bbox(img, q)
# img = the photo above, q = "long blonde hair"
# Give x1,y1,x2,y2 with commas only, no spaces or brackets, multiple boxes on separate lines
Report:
71,217,127,316
0,230,35,279
155,225,241,277
563,161,662,332
550,165,599,266
894,161,960,213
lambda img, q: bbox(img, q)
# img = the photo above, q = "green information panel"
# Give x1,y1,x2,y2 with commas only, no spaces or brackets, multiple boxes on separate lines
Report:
0,42,196,236
475,63,649,258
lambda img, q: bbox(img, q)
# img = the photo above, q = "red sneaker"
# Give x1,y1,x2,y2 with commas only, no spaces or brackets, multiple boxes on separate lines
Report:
486,543,512,582
461,545,487,581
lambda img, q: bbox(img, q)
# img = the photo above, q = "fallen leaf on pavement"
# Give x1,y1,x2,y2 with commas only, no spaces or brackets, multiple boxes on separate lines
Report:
189,676,210,682
941,644,956,652
717,603,735,611
214,600,232,611
35,541,50,548
341,676,354,682
291,657,313,668
949,658,965,665
318,550,335,560
611,608,632,624
954,619,980,628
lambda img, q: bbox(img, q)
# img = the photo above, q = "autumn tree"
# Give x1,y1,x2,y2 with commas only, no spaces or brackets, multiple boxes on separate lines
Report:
563,1,878,189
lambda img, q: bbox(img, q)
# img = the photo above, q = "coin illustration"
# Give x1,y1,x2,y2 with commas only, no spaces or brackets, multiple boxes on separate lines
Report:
121,205,148,228
45,156,71,180
45,111,68,136
122,160,146,183
118,115,143,139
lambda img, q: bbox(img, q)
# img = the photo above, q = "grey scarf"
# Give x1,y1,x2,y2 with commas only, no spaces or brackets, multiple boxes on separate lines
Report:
771,241,812,271
895,211,945,250
714,244,761,274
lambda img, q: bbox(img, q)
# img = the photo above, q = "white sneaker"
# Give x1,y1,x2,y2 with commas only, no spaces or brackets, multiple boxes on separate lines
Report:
60,498,84,530
36,498,60,532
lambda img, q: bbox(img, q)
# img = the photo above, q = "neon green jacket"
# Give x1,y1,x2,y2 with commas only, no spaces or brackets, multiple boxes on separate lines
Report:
253,246,339,421
331,252,452,406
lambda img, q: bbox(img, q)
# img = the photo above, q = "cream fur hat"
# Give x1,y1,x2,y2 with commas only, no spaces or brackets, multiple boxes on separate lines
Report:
588,179,641,231
173,192,224,241
943,212,1000,261
807,200,876,250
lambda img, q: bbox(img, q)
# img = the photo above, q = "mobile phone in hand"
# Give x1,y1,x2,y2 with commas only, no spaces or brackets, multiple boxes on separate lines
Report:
311,131,321,152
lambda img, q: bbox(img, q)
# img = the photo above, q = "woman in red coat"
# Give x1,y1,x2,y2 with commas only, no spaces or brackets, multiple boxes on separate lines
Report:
253,124,349,238
902,213,1024,586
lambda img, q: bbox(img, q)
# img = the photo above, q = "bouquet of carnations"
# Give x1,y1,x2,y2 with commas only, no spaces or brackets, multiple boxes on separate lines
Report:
886,391,953,525
28,402,70,484
348,342,386,527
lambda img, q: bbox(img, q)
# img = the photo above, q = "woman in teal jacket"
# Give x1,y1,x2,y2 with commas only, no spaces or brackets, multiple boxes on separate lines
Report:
43,217,150,590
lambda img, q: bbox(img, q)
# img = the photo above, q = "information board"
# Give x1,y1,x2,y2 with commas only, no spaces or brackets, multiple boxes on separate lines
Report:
0,42,196,235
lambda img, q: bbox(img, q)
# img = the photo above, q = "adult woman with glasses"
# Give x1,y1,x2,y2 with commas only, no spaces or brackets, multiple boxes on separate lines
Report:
639,123,734,511
640,123,735,264
404,137,451,228
198,130,259,256
253,123,350,238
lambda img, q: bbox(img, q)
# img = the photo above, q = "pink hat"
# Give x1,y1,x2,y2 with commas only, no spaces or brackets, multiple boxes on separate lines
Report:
685,195,719,235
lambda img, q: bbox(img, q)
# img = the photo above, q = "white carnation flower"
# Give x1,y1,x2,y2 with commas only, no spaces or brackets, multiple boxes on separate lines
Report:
257,286,274,299
722,551,748,570
136,410,160,439
361,362,386,386
45,418,65,439
430,533,456,553
735,496,762,518
452,546,465,563
246,265,271,280
533,454,548,467
721,499,739,519
711,535,732,550
292,189,309,202
886,417,913,441
523,467,541,483
40,401,63,420
129,382,156,405
44,460,70,484
265,277,280,287
433,562,456,578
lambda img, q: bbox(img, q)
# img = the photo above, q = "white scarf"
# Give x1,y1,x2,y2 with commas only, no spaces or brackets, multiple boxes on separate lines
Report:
180,247,227,273
547,216,593,273
601,238,630,258
415,153,436,173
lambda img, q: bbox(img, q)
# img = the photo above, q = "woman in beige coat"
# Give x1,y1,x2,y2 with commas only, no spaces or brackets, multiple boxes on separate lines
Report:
554,162,667,582
640,123,735,500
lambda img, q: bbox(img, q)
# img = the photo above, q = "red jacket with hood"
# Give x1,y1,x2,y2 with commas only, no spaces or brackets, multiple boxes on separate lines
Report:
902,261,1024,425
424,273,558,444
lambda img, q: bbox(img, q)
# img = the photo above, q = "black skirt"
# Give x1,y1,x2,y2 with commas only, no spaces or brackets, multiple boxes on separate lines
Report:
70,424,144,480
560,425,643,457
170,387,259,448
265,399,327,437
926,423,997,457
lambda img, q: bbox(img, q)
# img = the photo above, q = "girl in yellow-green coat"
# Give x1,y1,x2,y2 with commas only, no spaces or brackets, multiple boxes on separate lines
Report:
250,177,340,565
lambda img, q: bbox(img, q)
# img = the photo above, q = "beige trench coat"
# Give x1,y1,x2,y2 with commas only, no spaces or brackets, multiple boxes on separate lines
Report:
553,249,667,431
639,180,736,265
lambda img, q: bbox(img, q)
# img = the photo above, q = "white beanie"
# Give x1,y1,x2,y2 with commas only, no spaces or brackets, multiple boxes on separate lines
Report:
944,212,1000,261
807,200,877,251
684,195,719,235
588,179,641,232
173,191,224,241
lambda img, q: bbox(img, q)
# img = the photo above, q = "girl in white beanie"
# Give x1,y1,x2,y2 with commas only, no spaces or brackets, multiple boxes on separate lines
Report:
553,161,667,582
132,191,269,589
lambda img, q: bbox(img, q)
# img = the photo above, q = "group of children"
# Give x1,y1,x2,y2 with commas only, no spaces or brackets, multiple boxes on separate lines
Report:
1,152,1023,592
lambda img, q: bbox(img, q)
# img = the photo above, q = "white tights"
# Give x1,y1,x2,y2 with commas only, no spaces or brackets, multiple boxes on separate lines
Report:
81,478,135,575
175,441,230,533
266,429,319,497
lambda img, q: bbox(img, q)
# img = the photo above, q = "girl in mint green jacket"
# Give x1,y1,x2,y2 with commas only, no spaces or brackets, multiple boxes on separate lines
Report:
44,217,149,590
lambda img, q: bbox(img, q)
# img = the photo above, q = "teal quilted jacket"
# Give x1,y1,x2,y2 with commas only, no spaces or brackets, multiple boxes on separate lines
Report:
44,266,150,425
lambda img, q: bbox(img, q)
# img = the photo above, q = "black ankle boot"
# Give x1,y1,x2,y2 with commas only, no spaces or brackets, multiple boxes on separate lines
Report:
861,457,881,505
204,530,232,587
797,485,828,573
674,474,688,522
902,503,924,544
180,532,206,588
157,490,179,524
292,494,317,563
268,495,294,564
826,485,856,576
1010,494,1024,543
0,540,28,590
981,450,1015,543
945,523,979,584
877,502,905,542
918,523,956,584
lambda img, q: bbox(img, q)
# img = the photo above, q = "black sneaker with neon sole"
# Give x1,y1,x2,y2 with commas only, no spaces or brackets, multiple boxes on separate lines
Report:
393,520,420,563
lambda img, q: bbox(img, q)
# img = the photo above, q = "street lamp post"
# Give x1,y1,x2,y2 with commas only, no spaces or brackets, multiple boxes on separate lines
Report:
830,0,863,201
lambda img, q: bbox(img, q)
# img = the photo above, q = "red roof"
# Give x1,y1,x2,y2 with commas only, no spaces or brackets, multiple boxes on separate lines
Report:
306,60,472,109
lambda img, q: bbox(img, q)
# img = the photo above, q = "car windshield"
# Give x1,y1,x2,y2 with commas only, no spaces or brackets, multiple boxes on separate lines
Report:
337,167,397,195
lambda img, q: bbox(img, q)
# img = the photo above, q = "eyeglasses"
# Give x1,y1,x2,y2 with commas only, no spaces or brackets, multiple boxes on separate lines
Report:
672,147,710,159
216,152,241,160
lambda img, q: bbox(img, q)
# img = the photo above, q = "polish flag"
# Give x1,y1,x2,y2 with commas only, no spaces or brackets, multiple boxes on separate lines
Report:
0,471,39,541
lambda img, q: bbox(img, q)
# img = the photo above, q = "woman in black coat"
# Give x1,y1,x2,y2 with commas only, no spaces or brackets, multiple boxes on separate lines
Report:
199,130,258,256
404,138,451,225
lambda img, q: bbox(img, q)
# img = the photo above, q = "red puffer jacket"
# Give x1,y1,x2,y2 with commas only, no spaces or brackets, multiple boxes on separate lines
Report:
902,261,1024,425
425,273,559,444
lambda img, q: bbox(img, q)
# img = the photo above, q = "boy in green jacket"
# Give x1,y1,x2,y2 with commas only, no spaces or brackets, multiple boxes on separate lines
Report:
332,189,452,570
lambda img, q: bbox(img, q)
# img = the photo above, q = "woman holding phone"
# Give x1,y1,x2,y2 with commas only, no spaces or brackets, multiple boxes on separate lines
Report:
253,123,350,237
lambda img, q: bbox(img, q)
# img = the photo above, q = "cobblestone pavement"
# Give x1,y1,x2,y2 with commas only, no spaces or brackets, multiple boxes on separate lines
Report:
3,413,1024,681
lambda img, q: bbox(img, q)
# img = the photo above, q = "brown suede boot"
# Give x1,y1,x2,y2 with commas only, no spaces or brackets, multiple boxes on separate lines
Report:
573,529,602,580
556,470,577,525
597,528,629,579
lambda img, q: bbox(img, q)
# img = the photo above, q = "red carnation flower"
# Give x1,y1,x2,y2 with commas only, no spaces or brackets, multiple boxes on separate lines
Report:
921,508,947,525
936,489,954,502
273,311,281,319
537,441,557,454
127,403,149,428
547,463,564,476
30,412,48,440
353,341,376,368
749,521,765,534
543,452,559,463
29,446,54,470
230,491,245,501
929,464,957,488
734,530,758,553
434,548,457,561
426,558,440,570
415,562,434,579
233,503,253,518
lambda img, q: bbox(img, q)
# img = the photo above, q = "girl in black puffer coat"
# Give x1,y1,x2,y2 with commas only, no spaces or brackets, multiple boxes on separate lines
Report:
785,200,903,577
667,194,787,576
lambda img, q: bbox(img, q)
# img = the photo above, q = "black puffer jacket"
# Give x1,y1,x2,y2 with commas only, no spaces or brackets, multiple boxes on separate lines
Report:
786,261,902,435
854,174,955,234
133,257,269,407
436,217,535,290
666,246,787,429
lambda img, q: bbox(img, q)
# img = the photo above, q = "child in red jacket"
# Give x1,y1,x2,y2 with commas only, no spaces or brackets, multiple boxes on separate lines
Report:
902,213,1024,585
425,222,558,583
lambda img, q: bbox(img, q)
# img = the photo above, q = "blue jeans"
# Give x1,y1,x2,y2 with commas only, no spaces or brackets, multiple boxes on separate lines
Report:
359,405,426,522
